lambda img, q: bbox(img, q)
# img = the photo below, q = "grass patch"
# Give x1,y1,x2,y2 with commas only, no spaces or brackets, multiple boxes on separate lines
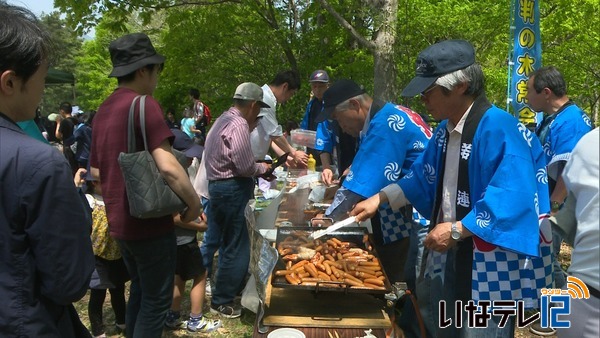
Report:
74,280,256,337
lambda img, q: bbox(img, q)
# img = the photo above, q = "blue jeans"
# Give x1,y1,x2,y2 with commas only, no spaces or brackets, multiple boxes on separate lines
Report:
552,232,566,288
404,223,428,291
200,197,221,277
398,224,429,337
409,245,516,338
461,314,515,338
206,178,254,306
117,231,176,338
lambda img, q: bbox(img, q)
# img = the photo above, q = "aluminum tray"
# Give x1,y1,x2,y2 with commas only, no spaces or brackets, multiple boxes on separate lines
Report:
271,226,392,294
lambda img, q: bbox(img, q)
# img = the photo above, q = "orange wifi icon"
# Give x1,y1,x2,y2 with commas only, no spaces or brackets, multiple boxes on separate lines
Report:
565,276,590,299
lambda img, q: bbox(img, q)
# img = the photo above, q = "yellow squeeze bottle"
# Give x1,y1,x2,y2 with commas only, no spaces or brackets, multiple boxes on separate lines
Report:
307,154,316,172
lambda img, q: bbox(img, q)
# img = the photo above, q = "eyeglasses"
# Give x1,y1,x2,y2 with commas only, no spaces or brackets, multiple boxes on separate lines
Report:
420,84,439,97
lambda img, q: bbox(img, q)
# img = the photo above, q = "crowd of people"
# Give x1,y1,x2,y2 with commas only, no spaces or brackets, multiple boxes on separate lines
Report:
1,2,598,338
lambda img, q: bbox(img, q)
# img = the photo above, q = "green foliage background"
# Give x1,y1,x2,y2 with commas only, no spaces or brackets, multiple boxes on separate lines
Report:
40,12,82,114
46,0,598,126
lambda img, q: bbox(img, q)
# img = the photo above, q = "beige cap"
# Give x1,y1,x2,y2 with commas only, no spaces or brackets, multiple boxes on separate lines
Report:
233,82,270,108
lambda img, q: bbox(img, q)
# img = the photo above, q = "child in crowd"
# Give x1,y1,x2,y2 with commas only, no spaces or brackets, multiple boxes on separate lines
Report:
165,213,222,333
81,175,129,338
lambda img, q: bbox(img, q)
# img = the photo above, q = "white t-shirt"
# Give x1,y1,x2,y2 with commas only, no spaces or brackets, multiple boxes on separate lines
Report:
250,84,283,160
193,145,209,199
562,127,599,291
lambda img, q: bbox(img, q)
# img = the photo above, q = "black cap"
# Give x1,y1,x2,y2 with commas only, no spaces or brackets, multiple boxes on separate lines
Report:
315,79,366,122
401,39,475,97
171,128,204,159
108,33,166,77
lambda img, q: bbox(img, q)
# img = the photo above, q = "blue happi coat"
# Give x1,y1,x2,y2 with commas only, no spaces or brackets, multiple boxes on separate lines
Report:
398,103,553,306
300,99,334,153
536,102,592,179
314,119,334,153
343,102,432,242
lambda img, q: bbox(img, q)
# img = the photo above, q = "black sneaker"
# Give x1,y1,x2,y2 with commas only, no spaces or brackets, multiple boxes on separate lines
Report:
210,303,242,319
164,310,183,329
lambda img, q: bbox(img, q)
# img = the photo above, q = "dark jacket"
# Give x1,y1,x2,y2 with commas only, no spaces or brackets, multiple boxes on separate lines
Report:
0,112,94,337
71,123,92,166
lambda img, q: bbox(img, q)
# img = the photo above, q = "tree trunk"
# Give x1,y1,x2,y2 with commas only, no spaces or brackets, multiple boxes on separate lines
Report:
318,0,399,100
372,0,398,101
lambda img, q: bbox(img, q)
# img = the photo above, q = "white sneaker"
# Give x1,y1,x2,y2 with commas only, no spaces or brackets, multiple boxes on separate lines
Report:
187,315,222,333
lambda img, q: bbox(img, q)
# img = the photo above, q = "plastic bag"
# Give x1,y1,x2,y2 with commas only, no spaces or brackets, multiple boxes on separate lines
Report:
308,184,326,202
241,274,260,313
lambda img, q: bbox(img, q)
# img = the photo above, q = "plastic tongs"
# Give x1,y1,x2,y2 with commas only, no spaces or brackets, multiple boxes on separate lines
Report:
309,216,358,240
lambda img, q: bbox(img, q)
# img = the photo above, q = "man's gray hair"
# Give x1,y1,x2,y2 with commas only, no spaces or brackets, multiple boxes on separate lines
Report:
436,63,485,97
233,98,254,108
333,93,369,114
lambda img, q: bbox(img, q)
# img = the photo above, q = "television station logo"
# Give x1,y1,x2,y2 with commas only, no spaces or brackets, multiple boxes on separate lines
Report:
438,276,590,329
538,275,590,329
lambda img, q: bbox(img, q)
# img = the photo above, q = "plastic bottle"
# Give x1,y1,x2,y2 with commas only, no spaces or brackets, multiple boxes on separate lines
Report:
307,154,316,172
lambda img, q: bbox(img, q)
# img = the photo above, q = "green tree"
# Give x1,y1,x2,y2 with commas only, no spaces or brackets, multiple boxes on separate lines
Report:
73,22,119,111
538,0,600,124
393,0,512,113
154,1,375,123
54,0,380,120
56,0,599,125
40,12,83,115
318,0,398,100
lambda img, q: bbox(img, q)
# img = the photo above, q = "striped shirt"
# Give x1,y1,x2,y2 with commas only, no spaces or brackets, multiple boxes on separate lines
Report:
204,106,267,180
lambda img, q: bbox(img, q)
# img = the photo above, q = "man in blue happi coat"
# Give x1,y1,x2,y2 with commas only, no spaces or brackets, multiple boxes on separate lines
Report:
300,70,332,169
527,67,592,215
316,79,432,284
351,40,553,338
300,70,359,185
525,65,592,336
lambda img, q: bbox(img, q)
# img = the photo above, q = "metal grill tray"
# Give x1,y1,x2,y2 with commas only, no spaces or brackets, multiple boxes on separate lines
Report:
271,226,392,294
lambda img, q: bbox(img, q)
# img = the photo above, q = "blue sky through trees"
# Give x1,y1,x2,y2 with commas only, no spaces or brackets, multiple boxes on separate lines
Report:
7,0,55,17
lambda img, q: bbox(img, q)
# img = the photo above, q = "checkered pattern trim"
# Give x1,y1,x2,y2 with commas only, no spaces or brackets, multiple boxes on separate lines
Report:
412,208,430,226
378,204,411,244
424,250,447,280
471,235,553,309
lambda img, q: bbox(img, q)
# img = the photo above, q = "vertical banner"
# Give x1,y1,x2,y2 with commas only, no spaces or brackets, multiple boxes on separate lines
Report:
509,0,542,125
